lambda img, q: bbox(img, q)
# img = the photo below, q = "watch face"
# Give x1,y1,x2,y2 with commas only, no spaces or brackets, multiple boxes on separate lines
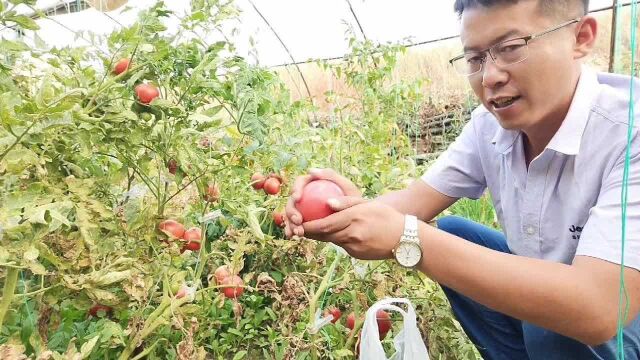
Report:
396,242,421,267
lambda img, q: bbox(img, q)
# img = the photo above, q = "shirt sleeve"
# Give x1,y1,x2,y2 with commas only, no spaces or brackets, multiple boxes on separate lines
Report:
420,117,487,199
576,134,640,271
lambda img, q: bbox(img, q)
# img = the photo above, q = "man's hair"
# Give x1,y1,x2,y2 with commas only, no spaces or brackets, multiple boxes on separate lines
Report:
453,0,589,18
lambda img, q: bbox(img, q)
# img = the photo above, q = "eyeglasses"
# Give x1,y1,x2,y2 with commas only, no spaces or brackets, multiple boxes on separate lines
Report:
449,18,581,76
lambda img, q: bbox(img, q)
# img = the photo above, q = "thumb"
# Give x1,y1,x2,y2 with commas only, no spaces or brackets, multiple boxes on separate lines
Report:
327,196,368,211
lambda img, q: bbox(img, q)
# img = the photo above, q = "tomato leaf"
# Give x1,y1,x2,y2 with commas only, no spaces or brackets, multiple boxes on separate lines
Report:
232,350,247,360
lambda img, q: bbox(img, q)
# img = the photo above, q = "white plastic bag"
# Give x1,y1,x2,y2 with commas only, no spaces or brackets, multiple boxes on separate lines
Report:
359,298,430,360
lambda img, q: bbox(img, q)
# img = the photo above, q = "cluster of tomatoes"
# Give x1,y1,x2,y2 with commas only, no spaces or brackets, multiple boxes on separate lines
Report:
158,219,202,253
323,306,392,349
112,58,160,105
213,265,244,298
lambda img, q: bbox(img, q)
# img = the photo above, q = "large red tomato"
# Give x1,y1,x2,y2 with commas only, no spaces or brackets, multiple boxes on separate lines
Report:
221,275,244,298
376,310,392,338
251,173,266,190
180,227,202,252
272,211,285,227
346,312,356,330
214,265,232,284
324,307,342,324
263,177,281,195
159,219,185,239
135,83,160,104
113,58,131,75
295,180,344,222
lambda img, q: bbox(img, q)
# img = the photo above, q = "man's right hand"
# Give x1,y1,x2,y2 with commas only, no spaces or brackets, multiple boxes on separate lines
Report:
284,168,362,239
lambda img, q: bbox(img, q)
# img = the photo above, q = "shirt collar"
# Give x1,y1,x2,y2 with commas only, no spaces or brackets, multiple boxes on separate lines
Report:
491,65,599,155
546,66,599,155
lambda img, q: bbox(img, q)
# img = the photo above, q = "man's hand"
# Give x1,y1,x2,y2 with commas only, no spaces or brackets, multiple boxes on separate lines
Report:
301,198,405,260
284,168,361,238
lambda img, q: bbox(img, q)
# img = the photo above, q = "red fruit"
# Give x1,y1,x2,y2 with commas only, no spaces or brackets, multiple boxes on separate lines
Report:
268,172,285,184
251,173,266,190
159,219,185,239
214,265,232,284
135,83,160,104
324,307,342,324
263,177,281,195
181,241,201,252
346,312,356,330
182,227,202,242
204,183,220,202
89,304,112,317
181,227,202,252
272,211,285,227
221,275,244,298
295,180,344,222
167,159,178,175
376,310,392,337
112,58,131,75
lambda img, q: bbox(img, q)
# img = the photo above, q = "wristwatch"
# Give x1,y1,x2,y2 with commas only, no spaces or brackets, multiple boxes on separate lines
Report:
392,214,423,268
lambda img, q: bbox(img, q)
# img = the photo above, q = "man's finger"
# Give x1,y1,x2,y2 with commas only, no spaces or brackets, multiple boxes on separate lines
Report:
308,168,361,196
302,212,350,236
285,196,303,225
291,174,313,202
327,196,369,212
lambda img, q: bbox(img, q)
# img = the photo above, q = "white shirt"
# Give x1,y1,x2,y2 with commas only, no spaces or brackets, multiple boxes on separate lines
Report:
422,66,640,270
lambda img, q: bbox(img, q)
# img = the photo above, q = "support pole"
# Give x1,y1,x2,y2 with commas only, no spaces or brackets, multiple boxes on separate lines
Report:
610,0,620,73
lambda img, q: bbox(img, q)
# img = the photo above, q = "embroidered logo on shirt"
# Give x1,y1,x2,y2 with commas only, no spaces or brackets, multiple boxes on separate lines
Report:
569,225,583,240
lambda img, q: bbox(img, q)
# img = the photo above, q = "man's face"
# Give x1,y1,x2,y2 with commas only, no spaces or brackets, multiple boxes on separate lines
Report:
460,0,579,131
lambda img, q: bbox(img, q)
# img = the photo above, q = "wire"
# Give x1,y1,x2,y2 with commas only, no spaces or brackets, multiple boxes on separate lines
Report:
616,1,638,358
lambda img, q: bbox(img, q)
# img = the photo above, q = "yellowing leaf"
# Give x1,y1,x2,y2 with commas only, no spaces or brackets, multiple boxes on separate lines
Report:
90,270,132,287
23,246,39,261
246,206,264,240
79,336,99,359
27,261,47,275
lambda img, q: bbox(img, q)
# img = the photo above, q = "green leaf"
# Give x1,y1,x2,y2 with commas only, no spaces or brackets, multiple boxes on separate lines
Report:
6,14,40,30
232,351,247,360
0,39,29,52
80,335,99,358
334,349,354,358
246,205,264,240
2,146,39,174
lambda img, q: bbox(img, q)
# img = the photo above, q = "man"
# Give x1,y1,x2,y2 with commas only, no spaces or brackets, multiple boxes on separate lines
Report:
283,0,640,359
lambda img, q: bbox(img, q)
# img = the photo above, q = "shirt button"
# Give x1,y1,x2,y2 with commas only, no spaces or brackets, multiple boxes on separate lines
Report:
525,226,535,235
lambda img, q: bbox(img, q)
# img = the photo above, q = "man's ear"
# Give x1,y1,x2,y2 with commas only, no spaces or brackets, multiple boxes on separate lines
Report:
574,16,597,59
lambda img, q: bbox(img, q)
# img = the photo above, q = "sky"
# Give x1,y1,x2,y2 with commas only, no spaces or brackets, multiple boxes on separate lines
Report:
3,0,618,67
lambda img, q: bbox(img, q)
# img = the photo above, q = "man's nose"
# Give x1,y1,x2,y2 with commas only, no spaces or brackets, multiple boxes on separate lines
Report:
482,57,509,89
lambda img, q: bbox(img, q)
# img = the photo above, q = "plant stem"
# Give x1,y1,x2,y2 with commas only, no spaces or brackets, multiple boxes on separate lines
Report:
0,268,20,328
308,253,342,360
118,296,189,360
14,284,60,299
130,338,165,360
344,290,363,352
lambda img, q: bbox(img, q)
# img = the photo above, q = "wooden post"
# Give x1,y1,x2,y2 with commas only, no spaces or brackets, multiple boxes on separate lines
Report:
609,0,620,73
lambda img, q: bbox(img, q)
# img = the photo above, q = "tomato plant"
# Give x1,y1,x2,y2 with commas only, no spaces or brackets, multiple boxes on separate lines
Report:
0,1,479,359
